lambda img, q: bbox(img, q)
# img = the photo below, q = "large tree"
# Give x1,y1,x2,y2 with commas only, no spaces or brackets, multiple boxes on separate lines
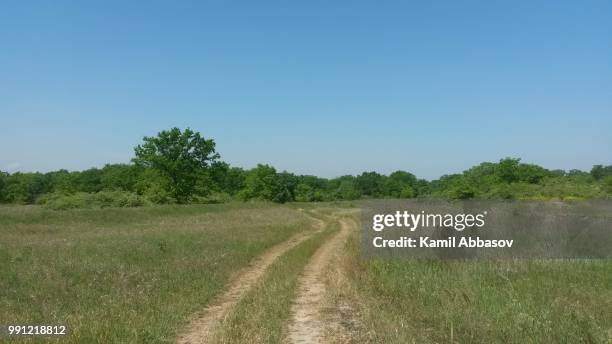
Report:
385,170,417,198
133,127,219,202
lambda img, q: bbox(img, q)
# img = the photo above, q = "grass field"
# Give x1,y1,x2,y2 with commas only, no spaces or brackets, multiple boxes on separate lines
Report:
1,202,611,343
0,203,314,343
345,234,612,343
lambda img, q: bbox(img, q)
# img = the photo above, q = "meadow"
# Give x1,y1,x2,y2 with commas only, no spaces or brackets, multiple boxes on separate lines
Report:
0,203,315,343
1,202,611,343
346,236,612,343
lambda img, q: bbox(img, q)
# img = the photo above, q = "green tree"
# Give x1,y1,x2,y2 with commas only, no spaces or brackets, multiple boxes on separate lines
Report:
447,177,476,199
74,168,103,193
335,178,361,200
516,163,551,184
205,162,247,195
385,170,417,197
591,165,612,180
239,166,296,203
225,167,247,195
356,172,385,197
497,158,520,183
239,164,278,201
45,170,76,194
100,164,141,192
133,128,219,202
295,183,314,202
3,172,50,204
133,168,175,204
274,172,298,203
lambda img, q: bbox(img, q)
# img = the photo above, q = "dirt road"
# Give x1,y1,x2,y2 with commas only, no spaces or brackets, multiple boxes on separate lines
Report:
176,214,325,344
176,212,358,344
286,218,354,344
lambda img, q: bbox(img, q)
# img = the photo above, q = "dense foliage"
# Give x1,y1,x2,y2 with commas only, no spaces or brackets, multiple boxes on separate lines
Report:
1,129,611,208
133,128,219,202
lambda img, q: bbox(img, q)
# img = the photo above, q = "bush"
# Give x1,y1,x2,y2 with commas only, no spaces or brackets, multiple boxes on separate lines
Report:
37,192,91,210
92,191,147,208
37,191,148,210
399,185,415,198
294,183,314,202
143,184,176,204
601,176,612,196
192,192,232,204
447,180,475,200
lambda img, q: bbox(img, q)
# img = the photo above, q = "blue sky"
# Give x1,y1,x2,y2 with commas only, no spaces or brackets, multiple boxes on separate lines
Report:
1,1,611,179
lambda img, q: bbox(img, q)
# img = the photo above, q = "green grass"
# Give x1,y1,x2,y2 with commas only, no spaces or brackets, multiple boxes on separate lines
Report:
347,225,612,344
214,211,338,344
4,202,611,343
0,203,313,343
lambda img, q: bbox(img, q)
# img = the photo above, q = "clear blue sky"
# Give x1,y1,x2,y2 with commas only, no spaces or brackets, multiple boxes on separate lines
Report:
1,1,611,179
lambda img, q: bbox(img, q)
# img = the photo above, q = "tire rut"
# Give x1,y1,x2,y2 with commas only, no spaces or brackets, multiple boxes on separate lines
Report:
176,213,325,344
286,218,353,344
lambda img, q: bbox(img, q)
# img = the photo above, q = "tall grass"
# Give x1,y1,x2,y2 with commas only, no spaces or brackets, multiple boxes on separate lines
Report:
348,233,612,343
0,203,312,343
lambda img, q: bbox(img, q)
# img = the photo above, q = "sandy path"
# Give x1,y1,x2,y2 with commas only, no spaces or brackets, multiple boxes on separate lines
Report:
286,218,353,344
176,213,325,344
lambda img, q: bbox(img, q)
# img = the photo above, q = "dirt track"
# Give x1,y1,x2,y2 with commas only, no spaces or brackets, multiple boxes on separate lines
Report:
176,214,325,344
286,218,353,344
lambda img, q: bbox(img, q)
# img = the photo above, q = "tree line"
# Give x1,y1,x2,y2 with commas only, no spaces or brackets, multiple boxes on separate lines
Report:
1,128,611,209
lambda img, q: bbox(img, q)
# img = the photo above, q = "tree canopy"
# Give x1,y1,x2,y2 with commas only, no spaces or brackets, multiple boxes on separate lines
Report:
133,127,219,202
1,129,611,208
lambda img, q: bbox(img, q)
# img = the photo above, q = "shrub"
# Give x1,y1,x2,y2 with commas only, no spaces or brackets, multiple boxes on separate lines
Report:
38,191,148,210
192,192,232,204
294,183,314,202
447,180,476,200
143,184,176,204
37,192,90,210
601,176,612,196
399,185,415,198
92,191,146,208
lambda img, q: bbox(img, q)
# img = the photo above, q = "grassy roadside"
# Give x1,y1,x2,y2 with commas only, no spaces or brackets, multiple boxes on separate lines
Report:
345,229,612,343
0,203,313,343
213,211,339,344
